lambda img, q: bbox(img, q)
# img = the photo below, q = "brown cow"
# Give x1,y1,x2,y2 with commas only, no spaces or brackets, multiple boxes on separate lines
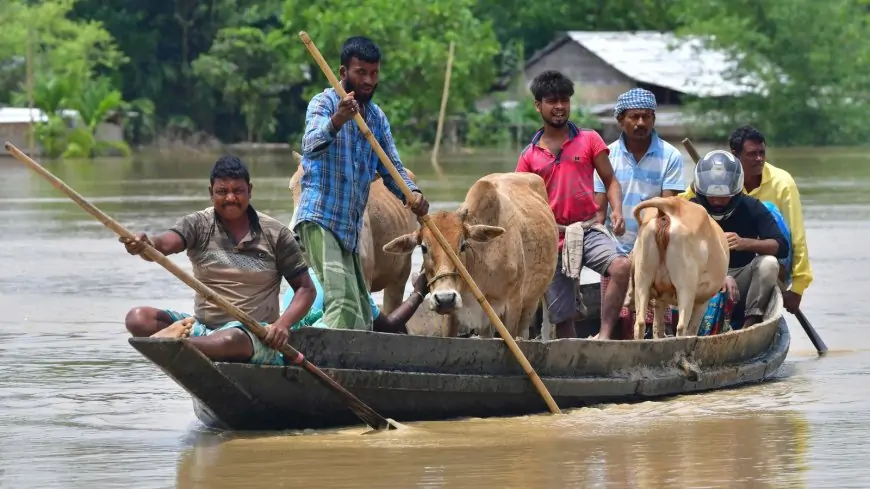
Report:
288,151,418,314
628,196,730,339
382,172,558,338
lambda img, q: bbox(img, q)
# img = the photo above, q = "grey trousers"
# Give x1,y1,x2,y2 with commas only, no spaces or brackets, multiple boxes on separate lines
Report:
729,255,780,319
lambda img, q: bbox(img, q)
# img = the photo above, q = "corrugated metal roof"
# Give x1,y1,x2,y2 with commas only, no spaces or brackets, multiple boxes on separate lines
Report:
0,107,79,124
564,31,760,98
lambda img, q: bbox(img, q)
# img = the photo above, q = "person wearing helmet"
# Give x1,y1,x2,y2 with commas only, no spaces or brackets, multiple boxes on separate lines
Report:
690,150,789,328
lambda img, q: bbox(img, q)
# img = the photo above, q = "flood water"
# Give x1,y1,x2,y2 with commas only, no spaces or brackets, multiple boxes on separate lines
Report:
1,143,869,488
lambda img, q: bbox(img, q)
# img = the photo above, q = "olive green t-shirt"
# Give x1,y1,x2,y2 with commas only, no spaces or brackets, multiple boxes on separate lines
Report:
169,205,308,327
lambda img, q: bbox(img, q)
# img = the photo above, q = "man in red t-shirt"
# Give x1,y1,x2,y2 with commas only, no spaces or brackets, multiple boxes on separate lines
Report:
516,70,631,340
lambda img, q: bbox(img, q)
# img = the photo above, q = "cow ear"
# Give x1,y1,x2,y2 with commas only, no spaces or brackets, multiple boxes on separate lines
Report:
466,225,504,243
457,207,469,222
383,233,417,255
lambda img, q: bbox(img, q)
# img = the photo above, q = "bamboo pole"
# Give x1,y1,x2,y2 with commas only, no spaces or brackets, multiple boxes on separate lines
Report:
430,40,455,178
26,27,35,156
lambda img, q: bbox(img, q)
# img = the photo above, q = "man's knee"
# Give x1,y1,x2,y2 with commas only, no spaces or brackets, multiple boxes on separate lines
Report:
756,255,780,287
606,256,631,284
125,306,157,335
214,328,255,358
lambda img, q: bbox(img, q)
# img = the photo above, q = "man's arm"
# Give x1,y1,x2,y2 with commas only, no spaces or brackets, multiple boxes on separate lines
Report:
274,271,316,332
123,212,202,261
740,200,789,258
591,148,622,216
154,211,210,255
372,273,427,333
376,112,419,204
593,192,608,224
661,151,686,197
780,176,813,294
301,93,338,157
272,228,316,331
373,292,425,334
151,231,186,255
593,167,608,224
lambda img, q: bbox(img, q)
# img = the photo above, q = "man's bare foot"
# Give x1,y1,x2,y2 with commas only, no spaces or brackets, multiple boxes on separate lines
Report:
151,317,195,339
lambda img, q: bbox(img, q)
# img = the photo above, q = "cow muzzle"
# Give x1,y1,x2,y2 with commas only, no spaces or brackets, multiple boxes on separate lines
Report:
429,290,462,314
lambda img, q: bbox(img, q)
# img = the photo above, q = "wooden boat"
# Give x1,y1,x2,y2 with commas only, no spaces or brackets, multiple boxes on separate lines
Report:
128,282,790,431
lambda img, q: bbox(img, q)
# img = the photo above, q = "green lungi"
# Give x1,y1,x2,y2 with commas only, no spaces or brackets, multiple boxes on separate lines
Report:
295,221,373,331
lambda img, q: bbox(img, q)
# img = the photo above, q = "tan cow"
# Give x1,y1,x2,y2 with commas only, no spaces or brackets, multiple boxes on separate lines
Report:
288,151,418,314
628,196,730,339
382,172,558,338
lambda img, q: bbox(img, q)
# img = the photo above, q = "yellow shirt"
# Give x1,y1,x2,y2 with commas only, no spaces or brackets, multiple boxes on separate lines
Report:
678,162,813,294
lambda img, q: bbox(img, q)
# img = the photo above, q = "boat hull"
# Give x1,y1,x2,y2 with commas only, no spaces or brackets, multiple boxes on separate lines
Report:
128,288,791,431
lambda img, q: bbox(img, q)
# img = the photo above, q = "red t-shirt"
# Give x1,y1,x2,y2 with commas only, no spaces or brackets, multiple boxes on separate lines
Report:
516,123,609,248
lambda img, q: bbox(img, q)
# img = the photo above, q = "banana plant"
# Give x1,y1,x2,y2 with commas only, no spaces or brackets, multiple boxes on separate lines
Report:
62,75,132,159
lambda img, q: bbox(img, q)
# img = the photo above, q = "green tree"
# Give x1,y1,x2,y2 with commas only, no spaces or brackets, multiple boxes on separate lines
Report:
280,0,501,142
192,26,296,142
672,0,870,145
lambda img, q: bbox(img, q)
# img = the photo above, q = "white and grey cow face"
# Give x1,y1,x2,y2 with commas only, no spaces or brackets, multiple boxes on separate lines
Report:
382,209,504,314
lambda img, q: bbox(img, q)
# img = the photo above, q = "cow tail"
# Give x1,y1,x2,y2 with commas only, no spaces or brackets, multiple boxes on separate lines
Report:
654,211,671,264
633,198,673,264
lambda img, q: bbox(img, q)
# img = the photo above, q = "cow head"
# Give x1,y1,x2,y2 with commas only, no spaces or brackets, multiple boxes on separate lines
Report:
383,208,504,314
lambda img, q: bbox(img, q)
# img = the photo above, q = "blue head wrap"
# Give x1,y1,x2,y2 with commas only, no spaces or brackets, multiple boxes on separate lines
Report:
614,88,657,118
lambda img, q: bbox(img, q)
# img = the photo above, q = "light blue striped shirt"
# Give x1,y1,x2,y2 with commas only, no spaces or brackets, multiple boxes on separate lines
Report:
593,131,686,255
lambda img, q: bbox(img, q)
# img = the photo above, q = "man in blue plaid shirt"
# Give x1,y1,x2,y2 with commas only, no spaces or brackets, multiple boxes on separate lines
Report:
295,36,429,331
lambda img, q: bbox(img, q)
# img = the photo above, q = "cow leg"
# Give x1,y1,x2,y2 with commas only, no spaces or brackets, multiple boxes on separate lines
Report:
441,314,460,337
651,301,669,339
683,301,707,337
516,304,539,341
674,285,702,337
633,284,652,340
501,304,523,339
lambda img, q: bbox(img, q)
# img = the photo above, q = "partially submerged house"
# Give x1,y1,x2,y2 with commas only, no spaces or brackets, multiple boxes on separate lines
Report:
0,107,125,157
479,30,759,141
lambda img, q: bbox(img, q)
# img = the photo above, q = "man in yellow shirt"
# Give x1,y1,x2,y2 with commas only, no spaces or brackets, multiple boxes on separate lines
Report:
680,125,812,314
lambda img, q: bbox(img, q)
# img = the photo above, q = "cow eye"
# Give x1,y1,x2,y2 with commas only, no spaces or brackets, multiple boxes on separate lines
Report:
420,244,428,254
459,241,468,252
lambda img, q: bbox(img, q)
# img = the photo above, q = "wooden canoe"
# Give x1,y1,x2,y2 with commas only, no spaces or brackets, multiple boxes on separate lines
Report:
128,282,790,431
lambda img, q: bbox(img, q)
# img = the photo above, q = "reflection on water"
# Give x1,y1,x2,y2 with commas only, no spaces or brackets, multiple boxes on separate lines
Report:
0,145,869,488
176,410,811,489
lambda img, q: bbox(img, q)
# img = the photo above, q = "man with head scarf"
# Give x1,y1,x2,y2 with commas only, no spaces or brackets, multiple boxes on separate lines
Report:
594,87,687,338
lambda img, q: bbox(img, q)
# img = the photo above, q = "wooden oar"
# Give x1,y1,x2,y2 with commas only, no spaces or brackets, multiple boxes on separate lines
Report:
3,141,398,430
681,138,828,356
430,40,455,179
298,31,562,415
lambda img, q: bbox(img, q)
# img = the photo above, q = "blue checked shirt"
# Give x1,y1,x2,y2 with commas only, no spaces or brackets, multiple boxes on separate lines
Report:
593,130,686,255
295,87,419,254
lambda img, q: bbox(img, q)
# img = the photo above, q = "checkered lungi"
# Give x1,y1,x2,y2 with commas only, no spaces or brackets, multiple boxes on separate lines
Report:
600,275,673,325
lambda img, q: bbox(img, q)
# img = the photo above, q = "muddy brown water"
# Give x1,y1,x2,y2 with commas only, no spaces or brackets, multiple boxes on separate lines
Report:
0,145,868,488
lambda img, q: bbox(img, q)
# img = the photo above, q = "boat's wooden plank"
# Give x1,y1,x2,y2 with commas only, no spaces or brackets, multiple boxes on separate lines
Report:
128,337,270,429
204,320,789,430
286,319,776,378
690,293,782,367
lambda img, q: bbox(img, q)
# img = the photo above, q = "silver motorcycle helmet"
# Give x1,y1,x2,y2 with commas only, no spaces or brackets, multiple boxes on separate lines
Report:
693,150,745,220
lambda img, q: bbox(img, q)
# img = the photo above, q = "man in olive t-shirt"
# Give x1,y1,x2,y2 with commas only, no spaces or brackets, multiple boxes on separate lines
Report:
121,156,316,365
